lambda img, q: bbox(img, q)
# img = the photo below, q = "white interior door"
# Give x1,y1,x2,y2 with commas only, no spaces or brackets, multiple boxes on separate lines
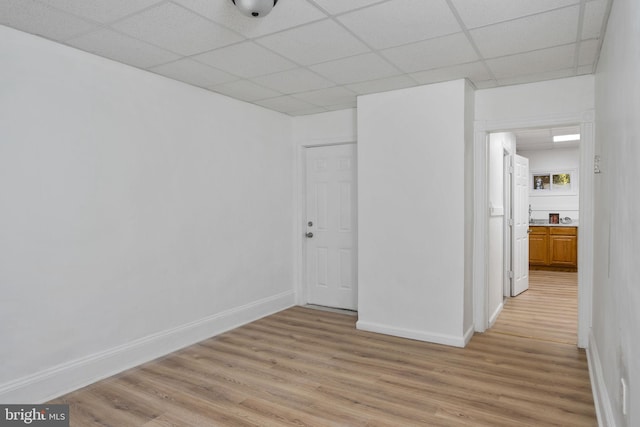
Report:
305,144,357,310
512,154,529,296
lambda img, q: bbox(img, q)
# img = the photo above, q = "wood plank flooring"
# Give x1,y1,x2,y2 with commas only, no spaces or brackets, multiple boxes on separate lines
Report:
492,270,578,345
51,274,595,426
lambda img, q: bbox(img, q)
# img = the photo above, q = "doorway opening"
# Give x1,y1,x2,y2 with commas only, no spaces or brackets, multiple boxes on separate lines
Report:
489,125,581,345
302,143,358,312
473,113,594,349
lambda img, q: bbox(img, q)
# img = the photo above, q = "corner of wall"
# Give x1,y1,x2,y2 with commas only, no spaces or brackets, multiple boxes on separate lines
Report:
0,291,295,404
463,79,476,333
356,320,471,348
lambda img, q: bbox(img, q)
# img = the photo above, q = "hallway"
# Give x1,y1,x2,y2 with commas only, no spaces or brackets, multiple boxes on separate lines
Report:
493,270,578,344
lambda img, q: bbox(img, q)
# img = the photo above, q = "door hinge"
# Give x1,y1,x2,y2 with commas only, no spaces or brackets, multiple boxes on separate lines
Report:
508,271,514,279
509,219,514,226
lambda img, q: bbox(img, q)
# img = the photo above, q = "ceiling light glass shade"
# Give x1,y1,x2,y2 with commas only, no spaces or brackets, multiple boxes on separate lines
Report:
232,0,278,17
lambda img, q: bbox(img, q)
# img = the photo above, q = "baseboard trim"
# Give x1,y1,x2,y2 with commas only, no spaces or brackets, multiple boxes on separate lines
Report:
0,290,295,404
462,324,475,347
488,301,504,327
587,329,616,427
356,320,468,348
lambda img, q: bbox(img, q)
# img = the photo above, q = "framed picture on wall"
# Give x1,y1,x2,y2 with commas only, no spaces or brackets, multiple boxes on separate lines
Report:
533,174,551,190
531,169,576,195
549,213,560,224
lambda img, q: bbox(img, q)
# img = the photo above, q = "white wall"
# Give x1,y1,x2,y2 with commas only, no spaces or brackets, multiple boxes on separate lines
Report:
518,147,580,222
593,0,640,424
0,26,294,403
476,75,594,123
293,109,356,146
291,109,357,306
473,76,595,340
357,79,474,347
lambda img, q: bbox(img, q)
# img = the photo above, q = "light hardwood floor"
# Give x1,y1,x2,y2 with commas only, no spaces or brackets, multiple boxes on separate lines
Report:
51,273,595,426
492,270,579,345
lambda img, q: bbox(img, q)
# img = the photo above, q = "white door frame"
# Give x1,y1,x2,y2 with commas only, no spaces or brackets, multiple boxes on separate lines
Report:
503,147,513,298
293,139,357,308
473,111,595,348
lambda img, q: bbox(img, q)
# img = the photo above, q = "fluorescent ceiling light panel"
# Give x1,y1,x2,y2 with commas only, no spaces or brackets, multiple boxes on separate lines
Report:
553,134,580,142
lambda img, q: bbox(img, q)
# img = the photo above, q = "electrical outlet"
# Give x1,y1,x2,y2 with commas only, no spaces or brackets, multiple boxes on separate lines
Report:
621,377,628,415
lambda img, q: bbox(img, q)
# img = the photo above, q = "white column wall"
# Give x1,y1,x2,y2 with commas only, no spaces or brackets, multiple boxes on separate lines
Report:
356,80,473,347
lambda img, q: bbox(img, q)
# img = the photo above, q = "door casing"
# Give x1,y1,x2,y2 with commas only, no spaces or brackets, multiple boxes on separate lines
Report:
304,144,357,309
503,148,514,298
294,140,357,309
473,111,595,348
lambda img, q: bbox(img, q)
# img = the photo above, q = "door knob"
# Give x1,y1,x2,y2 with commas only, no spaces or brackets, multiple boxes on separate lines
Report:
305,232,313,238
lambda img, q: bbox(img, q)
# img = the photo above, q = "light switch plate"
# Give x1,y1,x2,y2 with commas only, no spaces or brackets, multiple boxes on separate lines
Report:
490,206,504,216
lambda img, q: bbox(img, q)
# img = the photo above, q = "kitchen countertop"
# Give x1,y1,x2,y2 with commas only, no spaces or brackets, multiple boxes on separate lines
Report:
530,222,578,227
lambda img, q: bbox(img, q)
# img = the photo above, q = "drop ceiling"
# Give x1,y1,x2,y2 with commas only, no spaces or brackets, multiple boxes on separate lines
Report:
515,125,581,151
0,0,611,116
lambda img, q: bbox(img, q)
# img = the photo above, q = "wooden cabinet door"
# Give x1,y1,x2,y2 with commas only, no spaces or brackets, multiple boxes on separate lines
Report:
549,235,578,267
529,227,548,266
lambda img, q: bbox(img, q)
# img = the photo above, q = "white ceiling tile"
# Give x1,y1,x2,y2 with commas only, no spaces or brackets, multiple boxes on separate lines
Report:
497,68,575,86
450,0,578,29
0,0,608,116
211,80,282,102
346,75,417,95
337,0,460,49
112,3,243,55
37,0,164,24
410,61,491,85
252,68,335,93
486,44,576,80
582,0,609,40
193,42,296,78
381,33,478,73
470,6,580,58
256,19,370,66
149,59,237,88
514,126,581,151
310,53,399,85
311,0,385,15
578,39,599,67
255,95,318,114
0,0,98,41
292,87,357,107
173,0,326,38
66,28,180,68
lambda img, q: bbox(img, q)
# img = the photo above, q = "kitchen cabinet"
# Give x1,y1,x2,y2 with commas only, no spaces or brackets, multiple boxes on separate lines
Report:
529,226,577,271
529,227,549,266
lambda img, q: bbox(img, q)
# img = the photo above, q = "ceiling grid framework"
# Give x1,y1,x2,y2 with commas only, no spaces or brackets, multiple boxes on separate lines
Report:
0,0,612,116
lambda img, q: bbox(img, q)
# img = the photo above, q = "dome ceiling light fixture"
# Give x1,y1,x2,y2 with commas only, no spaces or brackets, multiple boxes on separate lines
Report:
231,0,279,18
